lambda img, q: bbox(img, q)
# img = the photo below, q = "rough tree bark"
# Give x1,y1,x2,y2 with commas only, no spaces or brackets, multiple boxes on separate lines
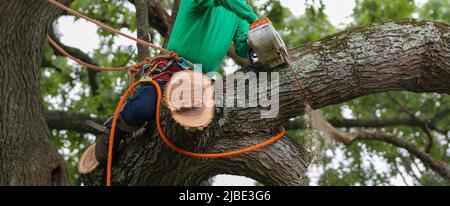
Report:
128,0,171,38
135,0,150,61
81,20,450,186
0,0,73,185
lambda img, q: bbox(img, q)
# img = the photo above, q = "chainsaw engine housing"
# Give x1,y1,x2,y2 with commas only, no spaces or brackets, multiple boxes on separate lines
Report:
248,18,289,69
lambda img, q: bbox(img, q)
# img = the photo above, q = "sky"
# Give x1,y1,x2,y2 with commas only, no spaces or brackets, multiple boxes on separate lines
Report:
55,0,429,186
280,0,355,27
57,0,429,53
57,0,360,54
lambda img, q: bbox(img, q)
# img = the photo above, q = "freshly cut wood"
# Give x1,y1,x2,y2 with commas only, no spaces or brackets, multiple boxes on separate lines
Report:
78,144,99,174
165,71,215,132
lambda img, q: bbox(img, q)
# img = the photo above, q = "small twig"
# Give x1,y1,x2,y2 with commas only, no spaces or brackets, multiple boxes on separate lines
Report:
386,92,436,152
422,123,434,153
393,162,410,186
399,155,422,183
386,92,416,118
41,56,63,72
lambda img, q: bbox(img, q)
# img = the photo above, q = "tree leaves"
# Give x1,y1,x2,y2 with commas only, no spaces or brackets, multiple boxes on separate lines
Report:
40,0,450,185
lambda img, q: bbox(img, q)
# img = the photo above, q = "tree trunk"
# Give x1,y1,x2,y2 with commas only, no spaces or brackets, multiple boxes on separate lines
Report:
0,0,73,185
1,0,448,186
135,0,150,61
82,20,450,186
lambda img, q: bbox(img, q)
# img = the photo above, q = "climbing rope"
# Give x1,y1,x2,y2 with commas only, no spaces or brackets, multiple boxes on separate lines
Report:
107,77,286,185
46,0,179,86
47,0,171,54
48,34,178,87
47,0,286,186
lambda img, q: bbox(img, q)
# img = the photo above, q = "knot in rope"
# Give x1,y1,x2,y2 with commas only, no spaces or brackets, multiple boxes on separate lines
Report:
170,52,180,60
143,57,153,64
128,65,141,73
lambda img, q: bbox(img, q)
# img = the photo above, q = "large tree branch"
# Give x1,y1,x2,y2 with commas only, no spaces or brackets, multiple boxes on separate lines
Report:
59,12,131,29
45,111,104,135
209,131,312,186
284,115,448,130
81,123,311,186
81,20,450,186
44,109,450,136
223,20,450,134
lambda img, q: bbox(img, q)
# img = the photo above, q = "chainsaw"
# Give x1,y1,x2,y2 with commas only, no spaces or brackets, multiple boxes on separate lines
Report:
247,18,290,68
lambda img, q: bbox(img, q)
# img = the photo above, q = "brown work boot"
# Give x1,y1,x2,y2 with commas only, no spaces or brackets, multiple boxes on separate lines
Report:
94,132,125,166
88,118,131,166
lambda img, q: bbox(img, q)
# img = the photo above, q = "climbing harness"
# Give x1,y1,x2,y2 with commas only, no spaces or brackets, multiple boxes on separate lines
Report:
47,0,286,186
106,59,286,186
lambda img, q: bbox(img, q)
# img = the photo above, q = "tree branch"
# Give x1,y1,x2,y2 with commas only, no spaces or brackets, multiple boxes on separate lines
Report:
59,12,131,29
162,0,181,47
386,92,444,152
223,20,450,134
45,111,104,135
44,109,450,138
135,0,150,61
128,0,171,38
41,56,63,72
170,0,180,29
80,20,450,186
47,31,100,96
348,130,450,181
284,116,440,130
209,131,312,186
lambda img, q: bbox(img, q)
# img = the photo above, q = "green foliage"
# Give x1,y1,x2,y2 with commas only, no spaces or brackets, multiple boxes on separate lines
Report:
353,0,416,25
284,1,335,46
420,0,450,22
41,0,449,186
42,0,139,185
297,0,450,186
255,0,336,47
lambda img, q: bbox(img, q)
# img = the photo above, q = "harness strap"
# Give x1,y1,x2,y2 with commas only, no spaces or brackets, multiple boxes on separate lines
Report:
116,113,143,133
106,77,286,186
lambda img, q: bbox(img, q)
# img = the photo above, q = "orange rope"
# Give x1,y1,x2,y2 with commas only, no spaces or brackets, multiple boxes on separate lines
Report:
47,0,171,54
46,0,177,86
46,0,286,186
106,79,286,186
47,35,144,72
